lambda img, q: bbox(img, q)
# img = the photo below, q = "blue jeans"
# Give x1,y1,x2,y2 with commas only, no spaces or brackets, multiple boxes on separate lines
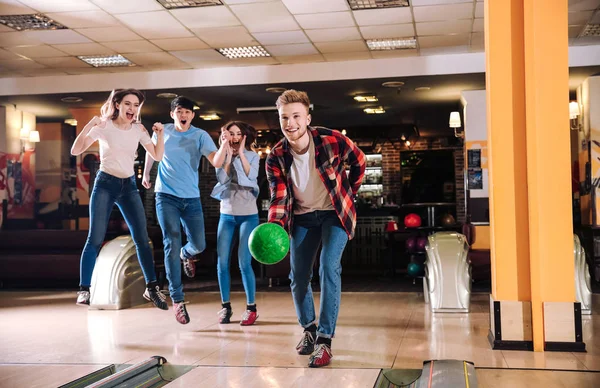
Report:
155,193,206,302
290,210,348,339
217,214,259,305
80,171,156,287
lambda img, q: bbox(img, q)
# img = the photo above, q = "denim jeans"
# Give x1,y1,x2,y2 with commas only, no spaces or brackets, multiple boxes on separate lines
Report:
217,213,259,305
290,210,348,339
80,171,156,287
155,193,206,302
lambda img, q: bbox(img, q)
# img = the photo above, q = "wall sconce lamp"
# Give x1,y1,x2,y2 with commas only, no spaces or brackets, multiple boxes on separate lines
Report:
29,130,40,144
449,111,463,138
570,101,582,131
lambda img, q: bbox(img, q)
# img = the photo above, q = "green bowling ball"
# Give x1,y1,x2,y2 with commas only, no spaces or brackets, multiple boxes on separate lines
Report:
407,261,425,277
248,223,290,265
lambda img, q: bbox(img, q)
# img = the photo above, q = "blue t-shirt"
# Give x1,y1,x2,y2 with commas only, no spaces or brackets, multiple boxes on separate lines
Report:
154,123,217,198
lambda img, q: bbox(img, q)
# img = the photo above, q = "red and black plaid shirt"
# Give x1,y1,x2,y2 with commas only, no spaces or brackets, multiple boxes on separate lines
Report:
266,126,366,240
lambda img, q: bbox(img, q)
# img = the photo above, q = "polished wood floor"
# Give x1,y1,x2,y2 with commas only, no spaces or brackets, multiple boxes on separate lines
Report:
1,291,599,387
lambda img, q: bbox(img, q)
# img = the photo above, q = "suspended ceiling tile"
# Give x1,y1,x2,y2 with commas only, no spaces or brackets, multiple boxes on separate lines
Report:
359,24,415,39
21,30,92,45
75,27,143,42
352,8,412,26
90,0,163,14
170,6,240,29
475,2,483,18
265,43,318,56
150,38,209,51
314,40,368,54
33,56,91,68
230,2,299,33
52,42,115,56
419,33,470,48
169,48,228,63
569,11,594,25
253,30,309,45
370,49,418,58
277,54,325,63
17,0,99,12
568,0,600,12
123,51,183,66
412,3,474,23
305,27,362,43
472,18,483,32
281,0,349,14
412,0,472,5
0,31,44,46
323,51,372,61
295,12,355,30
9,44,69,58
45,11,121,29
0,48,22,60
101,40,163,54
416,19,472,35
193,26,258,47
0,0,37,15
115,11,193,40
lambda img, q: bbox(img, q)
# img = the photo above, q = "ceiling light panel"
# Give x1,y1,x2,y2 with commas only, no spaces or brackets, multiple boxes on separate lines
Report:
156,0,223,9
580,24,600,37
0,14,66,31
354,95,378,102
347,0,409,10
77,54,134,67
366,37,416,50
217,45,270,59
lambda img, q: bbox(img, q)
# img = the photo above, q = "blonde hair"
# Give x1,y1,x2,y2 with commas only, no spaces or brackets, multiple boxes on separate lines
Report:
100,88,145,122
275,89,310,112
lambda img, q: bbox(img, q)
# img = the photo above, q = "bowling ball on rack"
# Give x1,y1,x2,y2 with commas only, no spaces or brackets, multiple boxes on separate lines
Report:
405,236,417,252
440,213,456,227
407,261,425,277
404,213,422,228
248,223,289,265
416,236,428,252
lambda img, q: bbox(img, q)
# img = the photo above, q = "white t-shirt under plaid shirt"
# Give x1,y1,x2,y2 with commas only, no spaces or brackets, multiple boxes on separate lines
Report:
88,121,152,178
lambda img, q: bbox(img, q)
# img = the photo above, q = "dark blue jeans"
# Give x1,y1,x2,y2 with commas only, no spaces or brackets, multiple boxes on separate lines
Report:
155,193,207,302
79,171,156,287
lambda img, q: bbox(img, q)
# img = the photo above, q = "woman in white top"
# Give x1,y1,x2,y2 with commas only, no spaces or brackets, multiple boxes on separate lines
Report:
70,88,167,310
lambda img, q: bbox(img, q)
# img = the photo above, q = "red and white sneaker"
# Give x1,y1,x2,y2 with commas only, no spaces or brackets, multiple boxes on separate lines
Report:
308,343,333,368
174,301,190,325
180,249,196,278
240,310,258,326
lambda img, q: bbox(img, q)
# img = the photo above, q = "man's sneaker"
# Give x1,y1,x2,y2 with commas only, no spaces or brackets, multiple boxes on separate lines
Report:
180,249,196,278
240,310,258,326
308,343,333,368
296,331,315,355
143,285,168,310
76,291,90,306
174,301,190,324
218,308,233,324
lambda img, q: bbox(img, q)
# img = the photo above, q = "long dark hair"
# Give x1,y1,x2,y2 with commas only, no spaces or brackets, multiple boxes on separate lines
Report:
222,121,257,151
100,88,145,121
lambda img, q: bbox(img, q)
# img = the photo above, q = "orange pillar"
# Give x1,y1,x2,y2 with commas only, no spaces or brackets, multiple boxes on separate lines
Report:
523,0,577,351
485,0,532,349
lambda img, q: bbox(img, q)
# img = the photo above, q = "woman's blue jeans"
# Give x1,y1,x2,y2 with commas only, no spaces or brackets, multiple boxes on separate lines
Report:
79,171,156,287
155,193,207,303
290,210,348,339
217,214,259,305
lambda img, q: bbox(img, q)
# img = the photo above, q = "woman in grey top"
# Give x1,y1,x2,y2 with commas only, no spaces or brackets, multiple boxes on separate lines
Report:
211,121,260,325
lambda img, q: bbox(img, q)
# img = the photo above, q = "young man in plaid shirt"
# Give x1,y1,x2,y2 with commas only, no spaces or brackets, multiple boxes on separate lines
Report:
266,89,366,367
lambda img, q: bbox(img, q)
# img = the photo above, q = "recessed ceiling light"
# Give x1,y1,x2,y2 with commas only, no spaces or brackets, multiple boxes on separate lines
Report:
580,24,600,37
364,106,385,114
0,14,66,31
77,54,134,68
60,96,83,103
382,81,405,88
347,0,409,10
157,92,178,99
366,37,417,51
156,0,223,9
354,95,379,102
266,87,287,93
193,105,200,110
217,46,270,59
414,87,431,91
64,118,77,126
200,113,220,120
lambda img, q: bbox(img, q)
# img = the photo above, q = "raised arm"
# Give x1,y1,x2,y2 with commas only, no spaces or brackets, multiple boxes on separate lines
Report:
71,116,103,156
141,122,164,161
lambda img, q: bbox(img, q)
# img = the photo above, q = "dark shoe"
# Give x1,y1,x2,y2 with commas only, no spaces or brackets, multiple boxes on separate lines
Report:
180,249,196,278
76,291,90,306
308,343,333,368
296,331,315,355
174,301,190,324
218,307,233,324
143,285,168,310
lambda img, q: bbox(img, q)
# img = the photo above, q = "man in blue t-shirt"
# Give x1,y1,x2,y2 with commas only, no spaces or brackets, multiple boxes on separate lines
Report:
143,96,227,324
